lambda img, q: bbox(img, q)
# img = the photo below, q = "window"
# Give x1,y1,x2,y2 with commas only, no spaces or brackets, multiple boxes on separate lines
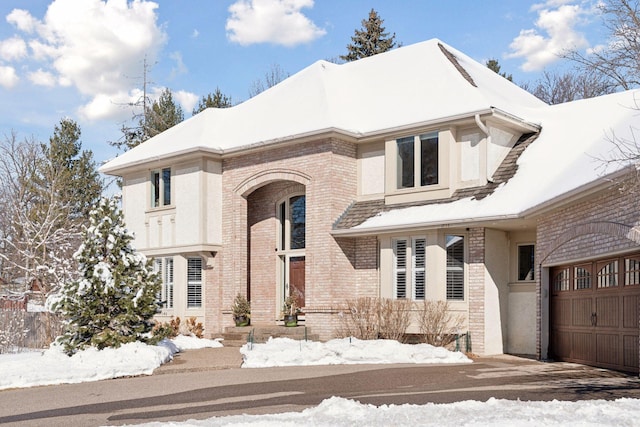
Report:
393,239,407,299
154,257,174,309
553,268,570,292
187,257,202,308
518,244,535,281
278,195,305,251
396,132,439,189
151,167,171,207
393,237,426,300
625,257,640,286
597,260,618,288
574,266,591,290
446,235,464,300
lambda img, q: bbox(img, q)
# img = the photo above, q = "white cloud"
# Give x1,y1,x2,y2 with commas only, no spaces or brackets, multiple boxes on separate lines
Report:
27,68,56,87
174,89,199,114
6,8,38,33
192,29,199,38
0,36,27,61
226,0,326,47
1,0,169,121
507,2,592,71
0,65,19,88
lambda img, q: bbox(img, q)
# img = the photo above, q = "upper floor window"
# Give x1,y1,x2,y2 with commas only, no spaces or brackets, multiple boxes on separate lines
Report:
151,168,171,207
397,132,438,189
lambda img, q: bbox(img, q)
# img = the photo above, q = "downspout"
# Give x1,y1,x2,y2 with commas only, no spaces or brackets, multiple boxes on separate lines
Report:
474,113,492,183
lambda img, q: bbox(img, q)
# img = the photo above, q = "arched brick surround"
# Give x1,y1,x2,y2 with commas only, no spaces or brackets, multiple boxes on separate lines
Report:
234,169,311,197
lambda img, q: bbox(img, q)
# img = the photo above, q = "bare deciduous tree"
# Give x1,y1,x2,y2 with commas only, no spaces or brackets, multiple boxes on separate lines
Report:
564,0,640,91
248,64,289,98
522,69,616,104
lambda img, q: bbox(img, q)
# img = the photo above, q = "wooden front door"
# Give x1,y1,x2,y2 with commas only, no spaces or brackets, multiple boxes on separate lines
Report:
550,253,640,373
289,256,305,309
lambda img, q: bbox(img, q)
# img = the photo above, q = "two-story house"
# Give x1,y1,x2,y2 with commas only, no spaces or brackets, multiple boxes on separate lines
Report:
101,39,640,373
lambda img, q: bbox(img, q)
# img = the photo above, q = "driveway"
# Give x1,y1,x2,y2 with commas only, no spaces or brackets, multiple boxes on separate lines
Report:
0,349,638,426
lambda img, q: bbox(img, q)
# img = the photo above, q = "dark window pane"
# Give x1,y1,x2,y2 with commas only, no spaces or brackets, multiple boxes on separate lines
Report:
420,133,438,186
289,195,305,249
397,137,414,188
151,171,160,207
518,245,535,281
279,202,286,250
162,168,171,205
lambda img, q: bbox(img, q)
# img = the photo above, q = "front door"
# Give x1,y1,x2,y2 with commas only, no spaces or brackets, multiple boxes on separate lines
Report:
288,256,305,309
277,194,306,316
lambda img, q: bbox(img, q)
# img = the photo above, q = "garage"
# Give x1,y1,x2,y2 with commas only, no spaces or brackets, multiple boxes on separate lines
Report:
550,252,640,373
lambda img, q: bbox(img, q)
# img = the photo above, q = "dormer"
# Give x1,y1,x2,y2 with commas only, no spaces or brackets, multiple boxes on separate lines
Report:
380,109,540,205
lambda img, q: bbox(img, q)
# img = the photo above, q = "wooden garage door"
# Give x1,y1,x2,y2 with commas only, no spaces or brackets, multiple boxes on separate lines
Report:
550,253,640,373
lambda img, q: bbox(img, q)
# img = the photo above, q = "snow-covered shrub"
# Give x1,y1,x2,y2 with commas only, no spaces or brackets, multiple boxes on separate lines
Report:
53,198,161,355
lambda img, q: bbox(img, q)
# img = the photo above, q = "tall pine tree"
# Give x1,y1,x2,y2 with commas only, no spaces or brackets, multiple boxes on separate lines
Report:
340,9,397,62
54,198,160,355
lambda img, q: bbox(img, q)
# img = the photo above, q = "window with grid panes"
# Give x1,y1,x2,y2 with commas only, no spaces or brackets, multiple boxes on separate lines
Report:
446,235,464,300
187,257,202,308
393,237,426,300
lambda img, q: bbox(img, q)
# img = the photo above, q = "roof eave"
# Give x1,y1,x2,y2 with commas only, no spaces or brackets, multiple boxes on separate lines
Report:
330,212,523,237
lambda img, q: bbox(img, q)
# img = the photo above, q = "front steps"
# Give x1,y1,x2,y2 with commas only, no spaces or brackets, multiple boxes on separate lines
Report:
220,324,320,347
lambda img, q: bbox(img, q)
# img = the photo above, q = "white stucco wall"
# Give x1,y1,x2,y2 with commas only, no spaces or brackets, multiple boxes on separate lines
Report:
506,229,537,355
460,131,481,182
122,171,148,250
487,126,517,176
484,228,510,355
173,162,201,246
358,142,385,196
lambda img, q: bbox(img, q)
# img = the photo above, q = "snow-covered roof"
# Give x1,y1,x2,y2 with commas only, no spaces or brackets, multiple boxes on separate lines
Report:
100,38,546,174
346,90,640,233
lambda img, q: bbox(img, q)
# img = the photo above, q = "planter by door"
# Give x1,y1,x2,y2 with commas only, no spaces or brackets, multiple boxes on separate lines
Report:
234,315,250,327
283,314,298,327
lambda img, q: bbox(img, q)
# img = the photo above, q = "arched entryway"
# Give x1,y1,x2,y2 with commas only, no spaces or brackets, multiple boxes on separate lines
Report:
239,172,308,324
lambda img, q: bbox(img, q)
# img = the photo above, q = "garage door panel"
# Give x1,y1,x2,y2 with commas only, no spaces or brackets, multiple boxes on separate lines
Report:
595,296,619,328
624,335,639,370
623,295,638,329
596,333,619,366
551,299,571,326
551,331,571,359
571,332,595,361
572,298,592,327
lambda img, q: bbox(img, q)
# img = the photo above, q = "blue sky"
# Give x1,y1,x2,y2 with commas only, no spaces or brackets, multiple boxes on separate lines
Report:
0,0,608,165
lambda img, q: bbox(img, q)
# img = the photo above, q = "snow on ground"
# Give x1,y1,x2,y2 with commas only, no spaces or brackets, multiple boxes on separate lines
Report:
133,396,640,426
1,336,638,426
0,335,222,391
240,337,471,367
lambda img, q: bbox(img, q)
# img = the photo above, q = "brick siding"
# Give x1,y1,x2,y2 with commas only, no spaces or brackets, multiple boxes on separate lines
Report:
210,138,358,339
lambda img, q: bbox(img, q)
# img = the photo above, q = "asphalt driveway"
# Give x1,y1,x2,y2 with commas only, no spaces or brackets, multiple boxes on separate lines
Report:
0,348,638,426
